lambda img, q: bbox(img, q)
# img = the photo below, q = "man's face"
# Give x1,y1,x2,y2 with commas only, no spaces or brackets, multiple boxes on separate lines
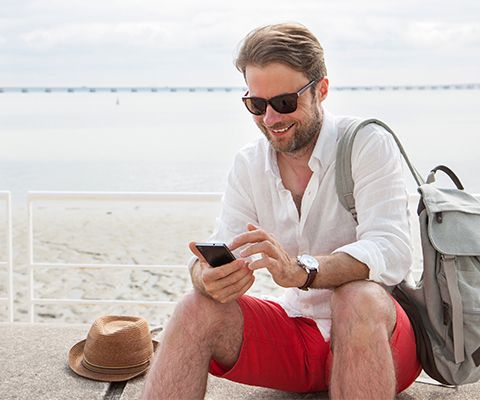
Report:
244,63,324,155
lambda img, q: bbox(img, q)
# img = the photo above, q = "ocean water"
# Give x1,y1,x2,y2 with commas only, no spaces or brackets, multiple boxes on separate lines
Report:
0,89,479,203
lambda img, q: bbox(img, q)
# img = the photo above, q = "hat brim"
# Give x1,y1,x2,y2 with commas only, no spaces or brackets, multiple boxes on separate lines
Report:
68,339,159,382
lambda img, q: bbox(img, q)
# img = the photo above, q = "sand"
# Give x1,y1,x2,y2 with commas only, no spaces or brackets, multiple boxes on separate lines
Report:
0,198,284,325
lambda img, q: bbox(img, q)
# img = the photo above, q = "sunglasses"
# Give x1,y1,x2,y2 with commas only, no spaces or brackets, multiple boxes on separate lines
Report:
242,79,318,116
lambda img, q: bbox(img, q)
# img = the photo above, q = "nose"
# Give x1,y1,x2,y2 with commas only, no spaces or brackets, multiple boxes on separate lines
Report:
262,104,284,127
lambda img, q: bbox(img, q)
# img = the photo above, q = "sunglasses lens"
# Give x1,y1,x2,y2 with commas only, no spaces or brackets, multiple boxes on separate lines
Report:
270,94,298,114
243,98,267,115
243,92,299,115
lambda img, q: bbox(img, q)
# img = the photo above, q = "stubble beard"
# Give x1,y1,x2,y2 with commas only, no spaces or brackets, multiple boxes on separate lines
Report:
257,104,323,157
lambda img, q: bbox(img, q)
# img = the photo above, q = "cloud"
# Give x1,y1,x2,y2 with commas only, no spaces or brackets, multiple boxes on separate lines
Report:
405,22,480,48
20,23,173,50
1,0,479,85
17,15,239,55
310,15,480,52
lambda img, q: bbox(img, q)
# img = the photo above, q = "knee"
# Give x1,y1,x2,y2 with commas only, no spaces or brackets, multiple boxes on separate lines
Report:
170,290,235,332
331,281,395,337
174,290,217,321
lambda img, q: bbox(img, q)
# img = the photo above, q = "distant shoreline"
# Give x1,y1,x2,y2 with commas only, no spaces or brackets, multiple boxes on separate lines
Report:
1,83,479,93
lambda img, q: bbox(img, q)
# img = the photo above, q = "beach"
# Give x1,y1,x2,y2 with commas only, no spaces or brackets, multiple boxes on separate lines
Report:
2,200,286,325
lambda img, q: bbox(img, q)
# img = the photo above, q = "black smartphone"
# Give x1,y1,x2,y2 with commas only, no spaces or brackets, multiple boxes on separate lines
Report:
195,242,236,267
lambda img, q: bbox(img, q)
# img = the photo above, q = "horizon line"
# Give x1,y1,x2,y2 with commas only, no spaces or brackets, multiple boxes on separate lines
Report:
1,83,479,93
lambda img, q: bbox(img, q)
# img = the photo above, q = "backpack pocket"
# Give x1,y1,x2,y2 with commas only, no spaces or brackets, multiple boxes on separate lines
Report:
456,256,480,314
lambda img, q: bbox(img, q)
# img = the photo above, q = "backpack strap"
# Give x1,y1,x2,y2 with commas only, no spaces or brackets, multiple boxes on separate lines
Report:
335,119,361,222
442,255,466,364
335,118,425,221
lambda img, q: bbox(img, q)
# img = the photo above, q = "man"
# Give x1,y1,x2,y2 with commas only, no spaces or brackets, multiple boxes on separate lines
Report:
142,23,421,399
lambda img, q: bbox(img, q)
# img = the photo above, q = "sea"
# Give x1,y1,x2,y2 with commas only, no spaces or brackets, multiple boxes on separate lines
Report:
1,87,479,204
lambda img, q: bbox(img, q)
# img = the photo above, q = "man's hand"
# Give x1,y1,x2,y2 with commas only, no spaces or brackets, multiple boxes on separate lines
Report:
229,224,306,288
189,242,255,304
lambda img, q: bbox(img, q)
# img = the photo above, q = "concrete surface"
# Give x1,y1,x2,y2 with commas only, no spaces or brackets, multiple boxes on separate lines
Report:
0,323,108,400
1,323,479,399
123,371,478,400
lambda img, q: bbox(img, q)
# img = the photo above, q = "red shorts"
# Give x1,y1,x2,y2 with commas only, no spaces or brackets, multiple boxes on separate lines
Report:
209,295,421,393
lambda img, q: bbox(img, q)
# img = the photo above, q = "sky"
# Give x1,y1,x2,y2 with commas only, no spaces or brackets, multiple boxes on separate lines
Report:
0,0,479,87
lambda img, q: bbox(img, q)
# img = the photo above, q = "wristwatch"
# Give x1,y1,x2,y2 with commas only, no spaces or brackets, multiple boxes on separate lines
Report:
296,254,319,291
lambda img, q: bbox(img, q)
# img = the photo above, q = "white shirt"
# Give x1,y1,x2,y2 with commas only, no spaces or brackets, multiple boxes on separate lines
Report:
199,110,412,340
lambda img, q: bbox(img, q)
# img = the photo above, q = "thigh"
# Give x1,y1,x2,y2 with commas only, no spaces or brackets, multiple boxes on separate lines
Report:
209,295,330,392
325,296,422,393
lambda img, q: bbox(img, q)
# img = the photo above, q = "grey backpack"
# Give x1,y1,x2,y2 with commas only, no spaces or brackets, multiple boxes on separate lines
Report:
336,118,480,386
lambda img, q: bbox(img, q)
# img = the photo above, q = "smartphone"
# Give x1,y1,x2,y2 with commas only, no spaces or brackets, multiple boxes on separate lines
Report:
195,242,236,267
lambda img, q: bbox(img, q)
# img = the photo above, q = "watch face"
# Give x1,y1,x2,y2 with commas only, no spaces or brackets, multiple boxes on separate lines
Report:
300,255,318,271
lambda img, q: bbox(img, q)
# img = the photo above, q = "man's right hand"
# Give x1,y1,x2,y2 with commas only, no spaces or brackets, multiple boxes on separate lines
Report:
189,242,255,304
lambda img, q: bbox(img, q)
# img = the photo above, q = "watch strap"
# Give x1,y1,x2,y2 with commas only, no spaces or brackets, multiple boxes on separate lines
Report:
298,268,317,291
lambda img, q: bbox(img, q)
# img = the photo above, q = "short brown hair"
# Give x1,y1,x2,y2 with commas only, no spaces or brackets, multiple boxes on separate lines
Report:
235,23,327,82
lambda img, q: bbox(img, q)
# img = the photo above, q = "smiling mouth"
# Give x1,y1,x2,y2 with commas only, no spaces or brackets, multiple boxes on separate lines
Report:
269,123,295,136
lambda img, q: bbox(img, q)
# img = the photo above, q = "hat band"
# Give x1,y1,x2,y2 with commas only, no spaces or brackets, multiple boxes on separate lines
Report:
82,356,151,375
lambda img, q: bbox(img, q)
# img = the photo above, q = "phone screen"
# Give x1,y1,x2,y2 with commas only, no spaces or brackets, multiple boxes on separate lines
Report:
195,242,236,267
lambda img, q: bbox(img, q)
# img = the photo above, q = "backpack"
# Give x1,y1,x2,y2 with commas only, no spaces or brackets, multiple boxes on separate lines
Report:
335,118,480,386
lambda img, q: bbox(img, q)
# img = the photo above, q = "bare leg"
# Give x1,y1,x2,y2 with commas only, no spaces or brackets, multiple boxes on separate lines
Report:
142,291,244,400
329,281,397,400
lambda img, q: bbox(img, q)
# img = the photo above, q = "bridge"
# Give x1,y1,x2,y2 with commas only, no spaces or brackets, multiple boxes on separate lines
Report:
0,83,479,93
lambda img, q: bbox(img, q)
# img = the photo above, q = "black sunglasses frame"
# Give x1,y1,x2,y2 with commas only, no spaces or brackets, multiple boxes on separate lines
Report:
242,79,318,116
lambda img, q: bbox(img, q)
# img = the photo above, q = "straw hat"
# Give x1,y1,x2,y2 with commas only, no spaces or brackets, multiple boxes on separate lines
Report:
68,315,159,382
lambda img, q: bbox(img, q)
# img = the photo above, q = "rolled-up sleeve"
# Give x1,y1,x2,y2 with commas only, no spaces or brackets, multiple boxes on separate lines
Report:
332,124,413,286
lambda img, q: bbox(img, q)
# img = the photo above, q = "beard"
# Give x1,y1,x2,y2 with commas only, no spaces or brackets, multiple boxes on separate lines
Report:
256,102,322,155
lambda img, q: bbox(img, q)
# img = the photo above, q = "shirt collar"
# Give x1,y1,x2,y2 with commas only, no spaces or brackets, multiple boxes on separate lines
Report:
264,108,338,177
264,139,283,187
308,109,337,171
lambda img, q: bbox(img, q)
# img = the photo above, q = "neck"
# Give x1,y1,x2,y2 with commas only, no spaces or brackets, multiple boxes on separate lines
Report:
277,144,315,192
277,151,313,216
277,151,311,174
277,129,318,170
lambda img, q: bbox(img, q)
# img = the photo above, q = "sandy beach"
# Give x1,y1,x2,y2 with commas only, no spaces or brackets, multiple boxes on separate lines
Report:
1,199,285,325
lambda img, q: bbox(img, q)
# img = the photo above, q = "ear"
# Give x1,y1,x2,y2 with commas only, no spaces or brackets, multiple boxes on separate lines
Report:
317,78,329,102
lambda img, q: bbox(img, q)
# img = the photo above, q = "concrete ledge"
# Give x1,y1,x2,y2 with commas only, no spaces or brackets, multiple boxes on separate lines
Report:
123,373,329,399
124,371,478,400
1,323,479,399
0,323,108,400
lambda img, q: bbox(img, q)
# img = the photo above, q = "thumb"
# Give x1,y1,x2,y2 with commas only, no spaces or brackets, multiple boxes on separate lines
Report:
188,242,207,263
247,223,258,231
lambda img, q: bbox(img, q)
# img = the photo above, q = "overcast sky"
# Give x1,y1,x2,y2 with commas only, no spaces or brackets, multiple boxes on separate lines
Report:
1,0,479,86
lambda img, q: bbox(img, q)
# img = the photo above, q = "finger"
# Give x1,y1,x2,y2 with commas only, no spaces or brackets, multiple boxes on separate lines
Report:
248,254,276,271
239,240,279,259
205,259,248,279
189,241,207,263
209,269,252,302
218,274,256,304
204,262,252,292
247,223,279,245
247,223,258,231
202,260,253,299
229,229,271,251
